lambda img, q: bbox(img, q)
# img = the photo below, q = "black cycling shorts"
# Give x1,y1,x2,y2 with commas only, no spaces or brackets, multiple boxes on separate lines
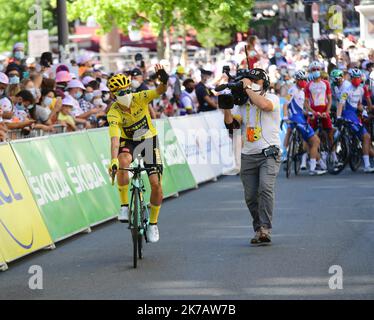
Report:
118,136,163,176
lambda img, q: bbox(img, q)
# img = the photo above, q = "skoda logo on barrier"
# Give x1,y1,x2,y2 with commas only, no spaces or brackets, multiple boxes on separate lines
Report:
0,162,34,250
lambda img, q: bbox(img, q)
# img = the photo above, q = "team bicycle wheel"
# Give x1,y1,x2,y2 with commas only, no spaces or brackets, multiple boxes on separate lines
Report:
328,133,349,175
286,135,294,179
294,133,303,176
138,200,145,260
131,188,141,268
349,137,362,172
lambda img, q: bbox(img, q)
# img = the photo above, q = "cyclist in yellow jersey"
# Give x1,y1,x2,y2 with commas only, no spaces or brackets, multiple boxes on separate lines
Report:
107,64,169,243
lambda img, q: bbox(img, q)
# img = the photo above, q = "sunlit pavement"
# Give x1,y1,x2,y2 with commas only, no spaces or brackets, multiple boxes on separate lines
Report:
1,168,373,300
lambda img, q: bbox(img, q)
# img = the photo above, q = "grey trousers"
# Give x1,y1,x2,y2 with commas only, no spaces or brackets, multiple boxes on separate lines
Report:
240,153,281,232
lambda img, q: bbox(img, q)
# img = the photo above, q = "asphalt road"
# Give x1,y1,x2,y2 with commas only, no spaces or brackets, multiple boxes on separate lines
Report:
1,168,374,300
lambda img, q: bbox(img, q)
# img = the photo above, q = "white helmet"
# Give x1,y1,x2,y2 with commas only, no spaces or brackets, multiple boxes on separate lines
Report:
309,60,321,71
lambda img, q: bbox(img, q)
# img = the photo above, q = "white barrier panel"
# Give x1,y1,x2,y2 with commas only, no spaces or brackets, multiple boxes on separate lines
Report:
169,115,217,184
202,110,236,175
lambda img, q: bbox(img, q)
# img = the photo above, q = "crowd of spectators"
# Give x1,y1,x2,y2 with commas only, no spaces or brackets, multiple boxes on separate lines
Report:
1,32,374,142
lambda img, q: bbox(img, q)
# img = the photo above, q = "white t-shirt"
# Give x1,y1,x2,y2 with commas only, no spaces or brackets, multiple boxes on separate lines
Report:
231,93,281,155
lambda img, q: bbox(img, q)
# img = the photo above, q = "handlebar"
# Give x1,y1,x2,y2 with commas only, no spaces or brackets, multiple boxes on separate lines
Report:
280,119,298,129
117,167,158,174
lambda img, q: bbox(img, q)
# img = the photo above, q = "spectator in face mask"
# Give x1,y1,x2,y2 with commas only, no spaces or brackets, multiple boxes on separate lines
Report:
77,53,93,77
55,71,72,98
180,78,197,115
0,104,8,141
40,88,62,125
195,69,218,112
21,79,39,102
269,47,287,67
40,52,53,79
245,36,261,69
131,68,148,92
16,90,54,132
0,72,13,120
12,43,26,65
6,63,21,85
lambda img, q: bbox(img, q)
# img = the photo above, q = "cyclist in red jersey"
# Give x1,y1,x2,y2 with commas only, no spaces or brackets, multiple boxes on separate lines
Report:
304,61,334,149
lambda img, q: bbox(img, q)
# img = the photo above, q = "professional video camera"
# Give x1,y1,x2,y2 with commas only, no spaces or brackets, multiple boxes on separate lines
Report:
216,67,270,109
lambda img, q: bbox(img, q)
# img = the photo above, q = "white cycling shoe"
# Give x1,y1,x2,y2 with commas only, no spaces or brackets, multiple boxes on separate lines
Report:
118,206,129,223
147,224,160,243
364,167,374,173
309,169,327,176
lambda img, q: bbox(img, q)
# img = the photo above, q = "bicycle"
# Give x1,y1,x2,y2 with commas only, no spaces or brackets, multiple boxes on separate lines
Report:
281,120,304,178
327,119,362,175
313,114,332,166
111,157,156,268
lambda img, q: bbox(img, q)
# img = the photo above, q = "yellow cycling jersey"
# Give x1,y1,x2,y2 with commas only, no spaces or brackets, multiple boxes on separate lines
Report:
107,89,159,140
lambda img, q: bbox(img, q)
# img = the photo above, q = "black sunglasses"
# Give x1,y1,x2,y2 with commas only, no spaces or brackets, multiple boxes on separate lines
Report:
116,89,132,96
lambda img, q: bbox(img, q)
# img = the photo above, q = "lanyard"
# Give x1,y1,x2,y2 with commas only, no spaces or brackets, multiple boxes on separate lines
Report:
246,102,261,128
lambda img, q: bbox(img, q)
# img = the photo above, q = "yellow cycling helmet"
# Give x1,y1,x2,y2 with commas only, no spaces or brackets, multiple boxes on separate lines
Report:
108,73,131,93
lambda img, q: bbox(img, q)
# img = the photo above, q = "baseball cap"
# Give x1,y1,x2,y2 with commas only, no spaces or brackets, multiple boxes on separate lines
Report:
200,68,213,76
131,68,142,77
176,66,185,74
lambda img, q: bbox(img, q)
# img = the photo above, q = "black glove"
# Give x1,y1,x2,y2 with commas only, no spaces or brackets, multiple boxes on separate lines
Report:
157,69,169,85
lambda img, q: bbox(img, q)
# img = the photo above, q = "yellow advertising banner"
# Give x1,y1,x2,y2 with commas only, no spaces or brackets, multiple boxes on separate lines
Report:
0,144,53,262
0,250,7,271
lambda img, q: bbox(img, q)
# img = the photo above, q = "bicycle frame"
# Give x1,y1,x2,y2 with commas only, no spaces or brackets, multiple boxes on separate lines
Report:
127,166,150,235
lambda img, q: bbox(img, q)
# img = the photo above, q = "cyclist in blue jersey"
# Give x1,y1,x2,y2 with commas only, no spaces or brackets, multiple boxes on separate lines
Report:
337,68,374,173
283,71,326,175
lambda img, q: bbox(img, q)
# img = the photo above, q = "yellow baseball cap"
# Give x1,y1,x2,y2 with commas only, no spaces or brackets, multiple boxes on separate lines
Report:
176,66,185,75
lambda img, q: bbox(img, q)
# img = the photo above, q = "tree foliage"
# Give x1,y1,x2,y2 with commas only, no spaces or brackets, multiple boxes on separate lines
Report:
0,0,56,52
68,0,254,54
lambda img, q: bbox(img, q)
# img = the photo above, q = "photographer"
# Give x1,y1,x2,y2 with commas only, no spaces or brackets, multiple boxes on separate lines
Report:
221,68,281,245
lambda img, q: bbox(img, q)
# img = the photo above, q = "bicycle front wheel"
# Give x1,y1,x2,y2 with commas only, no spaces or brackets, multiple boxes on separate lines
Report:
286,136,294,178
294,133,302,176
349,136,362,172
328,133,349,175
131,188,141,269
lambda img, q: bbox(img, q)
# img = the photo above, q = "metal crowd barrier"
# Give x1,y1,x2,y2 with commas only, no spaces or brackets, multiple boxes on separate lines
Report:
7,124,68,141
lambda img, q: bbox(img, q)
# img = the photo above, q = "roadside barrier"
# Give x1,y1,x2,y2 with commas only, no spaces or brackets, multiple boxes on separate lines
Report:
0,111,237,270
